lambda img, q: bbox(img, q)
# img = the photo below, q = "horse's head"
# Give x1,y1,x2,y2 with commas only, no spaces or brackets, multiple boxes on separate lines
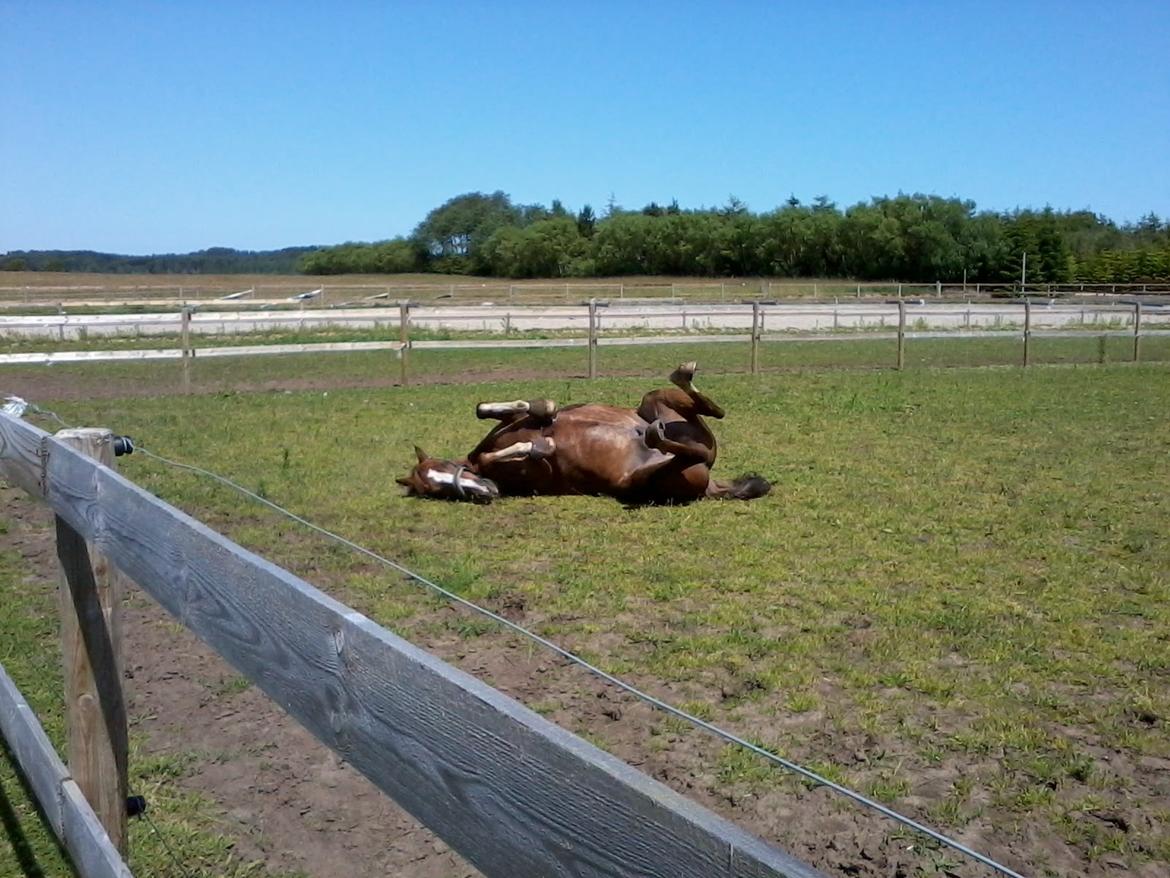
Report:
397,446,500,503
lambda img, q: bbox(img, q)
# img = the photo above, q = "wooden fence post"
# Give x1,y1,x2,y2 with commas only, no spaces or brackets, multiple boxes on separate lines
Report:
587,299,598,379
180,306,192,393
54,428,129,854
1133,301,1142,363
1023,300,1032,367
399,301,411,386
750,301,761,374
896,301,906,370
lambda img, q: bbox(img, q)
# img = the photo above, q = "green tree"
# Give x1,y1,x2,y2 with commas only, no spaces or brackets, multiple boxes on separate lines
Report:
410,191,519,273
576,204,596,238
480,219,588,277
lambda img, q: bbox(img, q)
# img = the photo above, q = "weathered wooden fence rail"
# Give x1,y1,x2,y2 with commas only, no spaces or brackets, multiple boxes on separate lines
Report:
0,664,132,878
0,412,823,878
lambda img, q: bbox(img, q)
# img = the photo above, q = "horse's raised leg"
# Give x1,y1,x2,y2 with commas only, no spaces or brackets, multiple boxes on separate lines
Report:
477,437,556,465
644,418,716,465
669,361,725,419
476,398,558,422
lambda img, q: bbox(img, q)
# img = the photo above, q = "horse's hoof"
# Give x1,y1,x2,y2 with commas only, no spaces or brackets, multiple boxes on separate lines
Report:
528,398,558,420
645,418,667,449
531,436,556,458
669,362,697,388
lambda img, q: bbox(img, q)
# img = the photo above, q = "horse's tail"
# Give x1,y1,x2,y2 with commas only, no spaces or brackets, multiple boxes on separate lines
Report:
706,473,771,501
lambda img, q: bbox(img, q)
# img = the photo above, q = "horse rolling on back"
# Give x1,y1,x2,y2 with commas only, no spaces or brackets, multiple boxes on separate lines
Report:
398,362,770,505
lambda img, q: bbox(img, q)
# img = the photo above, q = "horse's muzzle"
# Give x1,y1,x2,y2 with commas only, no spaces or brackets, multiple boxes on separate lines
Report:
460,475,500,504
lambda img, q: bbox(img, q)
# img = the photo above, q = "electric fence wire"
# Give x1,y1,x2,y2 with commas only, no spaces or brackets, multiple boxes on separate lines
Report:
141,809,198,878
4,394,1025,878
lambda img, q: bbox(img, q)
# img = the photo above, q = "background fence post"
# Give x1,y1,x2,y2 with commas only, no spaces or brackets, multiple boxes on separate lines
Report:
53,428,129,855
399,301,411,385
587,299,598,379
750,301,761,374
180,306,192,393
1023,300,1032,367
897,300,906,370
1133,301,1142,363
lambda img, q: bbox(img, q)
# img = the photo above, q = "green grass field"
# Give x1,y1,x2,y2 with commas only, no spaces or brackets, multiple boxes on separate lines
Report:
2,357,1169,876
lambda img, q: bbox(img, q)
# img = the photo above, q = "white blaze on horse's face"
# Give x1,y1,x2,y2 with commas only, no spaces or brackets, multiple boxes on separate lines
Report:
424,467,497,500
400,459,500,503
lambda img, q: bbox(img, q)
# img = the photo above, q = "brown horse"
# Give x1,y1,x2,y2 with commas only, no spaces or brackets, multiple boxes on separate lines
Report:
397,362,770,505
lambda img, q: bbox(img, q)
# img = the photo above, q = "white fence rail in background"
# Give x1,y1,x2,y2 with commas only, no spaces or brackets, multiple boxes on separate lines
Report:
1,301,1168,377
0,412,823,878
3,300,1169,340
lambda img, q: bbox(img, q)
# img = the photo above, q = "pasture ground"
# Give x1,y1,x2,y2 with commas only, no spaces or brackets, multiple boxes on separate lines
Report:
1,359,1168,877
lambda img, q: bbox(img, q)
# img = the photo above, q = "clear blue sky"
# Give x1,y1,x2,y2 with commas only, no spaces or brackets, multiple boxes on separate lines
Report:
3,1,1168,254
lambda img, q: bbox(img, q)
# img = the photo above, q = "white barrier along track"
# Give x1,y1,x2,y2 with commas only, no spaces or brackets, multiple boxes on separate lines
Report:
1,302,1167,366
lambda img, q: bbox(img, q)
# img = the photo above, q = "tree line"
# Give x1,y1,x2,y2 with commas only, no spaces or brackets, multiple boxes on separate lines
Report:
300,191,1170,284
5,195,1167,283
0,246,318,274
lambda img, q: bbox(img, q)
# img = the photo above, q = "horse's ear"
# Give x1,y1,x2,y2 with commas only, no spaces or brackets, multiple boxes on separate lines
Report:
396,475,413,487
414,445,429,463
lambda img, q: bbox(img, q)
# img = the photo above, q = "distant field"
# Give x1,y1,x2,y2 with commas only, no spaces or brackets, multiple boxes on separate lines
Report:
2,353,1169,876
0,270,967,307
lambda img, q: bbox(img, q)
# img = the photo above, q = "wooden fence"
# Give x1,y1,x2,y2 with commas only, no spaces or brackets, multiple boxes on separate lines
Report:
0,412,823,878
2,301,1167,385
0,664,132,878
